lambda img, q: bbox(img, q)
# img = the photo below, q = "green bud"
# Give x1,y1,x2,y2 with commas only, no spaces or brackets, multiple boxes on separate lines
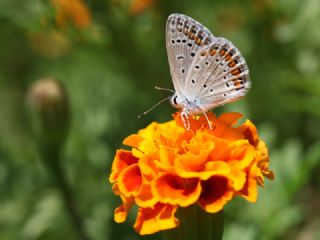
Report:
27,78,70,149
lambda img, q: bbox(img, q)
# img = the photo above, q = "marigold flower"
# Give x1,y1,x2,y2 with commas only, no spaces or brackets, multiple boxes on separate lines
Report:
51,0,91,29
128,0,155,16
109,112,274,235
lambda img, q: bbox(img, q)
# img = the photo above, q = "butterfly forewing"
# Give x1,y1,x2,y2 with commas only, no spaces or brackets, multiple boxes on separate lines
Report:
166,13,251,114
166,13,214,98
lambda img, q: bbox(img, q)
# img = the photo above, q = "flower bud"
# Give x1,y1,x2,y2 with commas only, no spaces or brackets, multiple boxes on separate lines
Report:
27,78,70,148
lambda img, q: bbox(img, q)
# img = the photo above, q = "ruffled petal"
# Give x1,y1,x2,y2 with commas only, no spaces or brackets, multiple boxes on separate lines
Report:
114,195,134,223
118,163,142,197
135,183,158,208
152,174,201,206
198,176,233,213
109,150,138,183
134,203,179,235
219,112,243,126
123,134,144,148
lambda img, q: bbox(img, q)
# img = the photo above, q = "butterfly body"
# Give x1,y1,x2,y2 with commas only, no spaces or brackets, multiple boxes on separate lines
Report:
166,13,251,123
170,93,208,115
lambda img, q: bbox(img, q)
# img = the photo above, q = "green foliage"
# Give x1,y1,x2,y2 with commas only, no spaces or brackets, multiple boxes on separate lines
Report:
0,0,320,239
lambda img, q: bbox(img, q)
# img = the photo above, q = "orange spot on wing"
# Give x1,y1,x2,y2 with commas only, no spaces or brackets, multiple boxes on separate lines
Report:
225,54,231,61
210,49,216,56
219,49,226,56
201,51,208,56
188,32,195,39
228,61,237,67
196,38,202,45
231,68,241,76
234,81,242,87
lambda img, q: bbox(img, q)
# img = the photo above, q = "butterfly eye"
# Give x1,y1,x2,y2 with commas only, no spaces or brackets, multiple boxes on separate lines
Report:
170,95,181,109
173,96,178,105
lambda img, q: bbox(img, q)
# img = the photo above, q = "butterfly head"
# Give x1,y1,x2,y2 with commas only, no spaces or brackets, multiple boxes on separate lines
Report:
170,94,203,116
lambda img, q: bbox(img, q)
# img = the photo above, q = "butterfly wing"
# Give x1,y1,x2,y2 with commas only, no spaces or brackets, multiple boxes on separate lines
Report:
166,13,214,99
185,37,250,111
166,13,250,113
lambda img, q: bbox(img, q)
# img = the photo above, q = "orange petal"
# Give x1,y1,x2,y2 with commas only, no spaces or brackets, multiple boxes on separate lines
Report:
227,142,256,168
225,143,256,191
118,164,142,197
207,136,229,160
134,203,179,235
138,122,158,140
135,183,158,208
123,134,144,148
176,159,230,180
159,146,178,171
229,170,246,191
152,174,201,207
238,163,259,202
239,121,274,183
175,142,215,172
114,195,134,223
239,178,258,202
256,141,274,181
198,176,233,213
213,121,243,141
174,135,230,180
240,119,259,146
109,150,138,183
219,112,243,126
138,155,159,181
112,183,120,195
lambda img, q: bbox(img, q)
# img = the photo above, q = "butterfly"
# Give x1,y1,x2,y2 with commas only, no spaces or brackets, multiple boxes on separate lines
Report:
166,13,250,129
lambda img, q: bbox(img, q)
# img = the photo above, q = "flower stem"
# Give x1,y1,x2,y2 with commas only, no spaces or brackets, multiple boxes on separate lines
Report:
27,79,89,239
198,208,224,240
162,205,224,240
43,145,90,240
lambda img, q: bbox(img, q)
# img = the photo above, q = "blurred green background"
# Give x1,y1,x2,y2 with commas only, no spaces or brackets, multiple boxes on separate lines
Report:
1,0,320,239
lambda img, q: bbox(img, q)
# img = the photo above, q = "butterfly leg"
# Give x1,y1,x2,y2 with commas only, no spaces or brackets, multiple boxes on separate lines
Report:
180,111,190,130
199,108,213,129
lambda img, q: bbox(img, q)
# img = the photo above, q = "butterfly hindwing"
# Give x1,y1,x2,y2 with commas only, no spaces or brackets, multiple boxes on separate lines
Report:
185,37,250,110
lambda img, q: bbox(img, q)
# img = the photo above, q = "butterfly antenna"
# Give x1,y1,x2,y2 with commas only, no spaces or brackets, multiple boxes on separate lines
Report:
155,86,175,93
138,95,172,119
